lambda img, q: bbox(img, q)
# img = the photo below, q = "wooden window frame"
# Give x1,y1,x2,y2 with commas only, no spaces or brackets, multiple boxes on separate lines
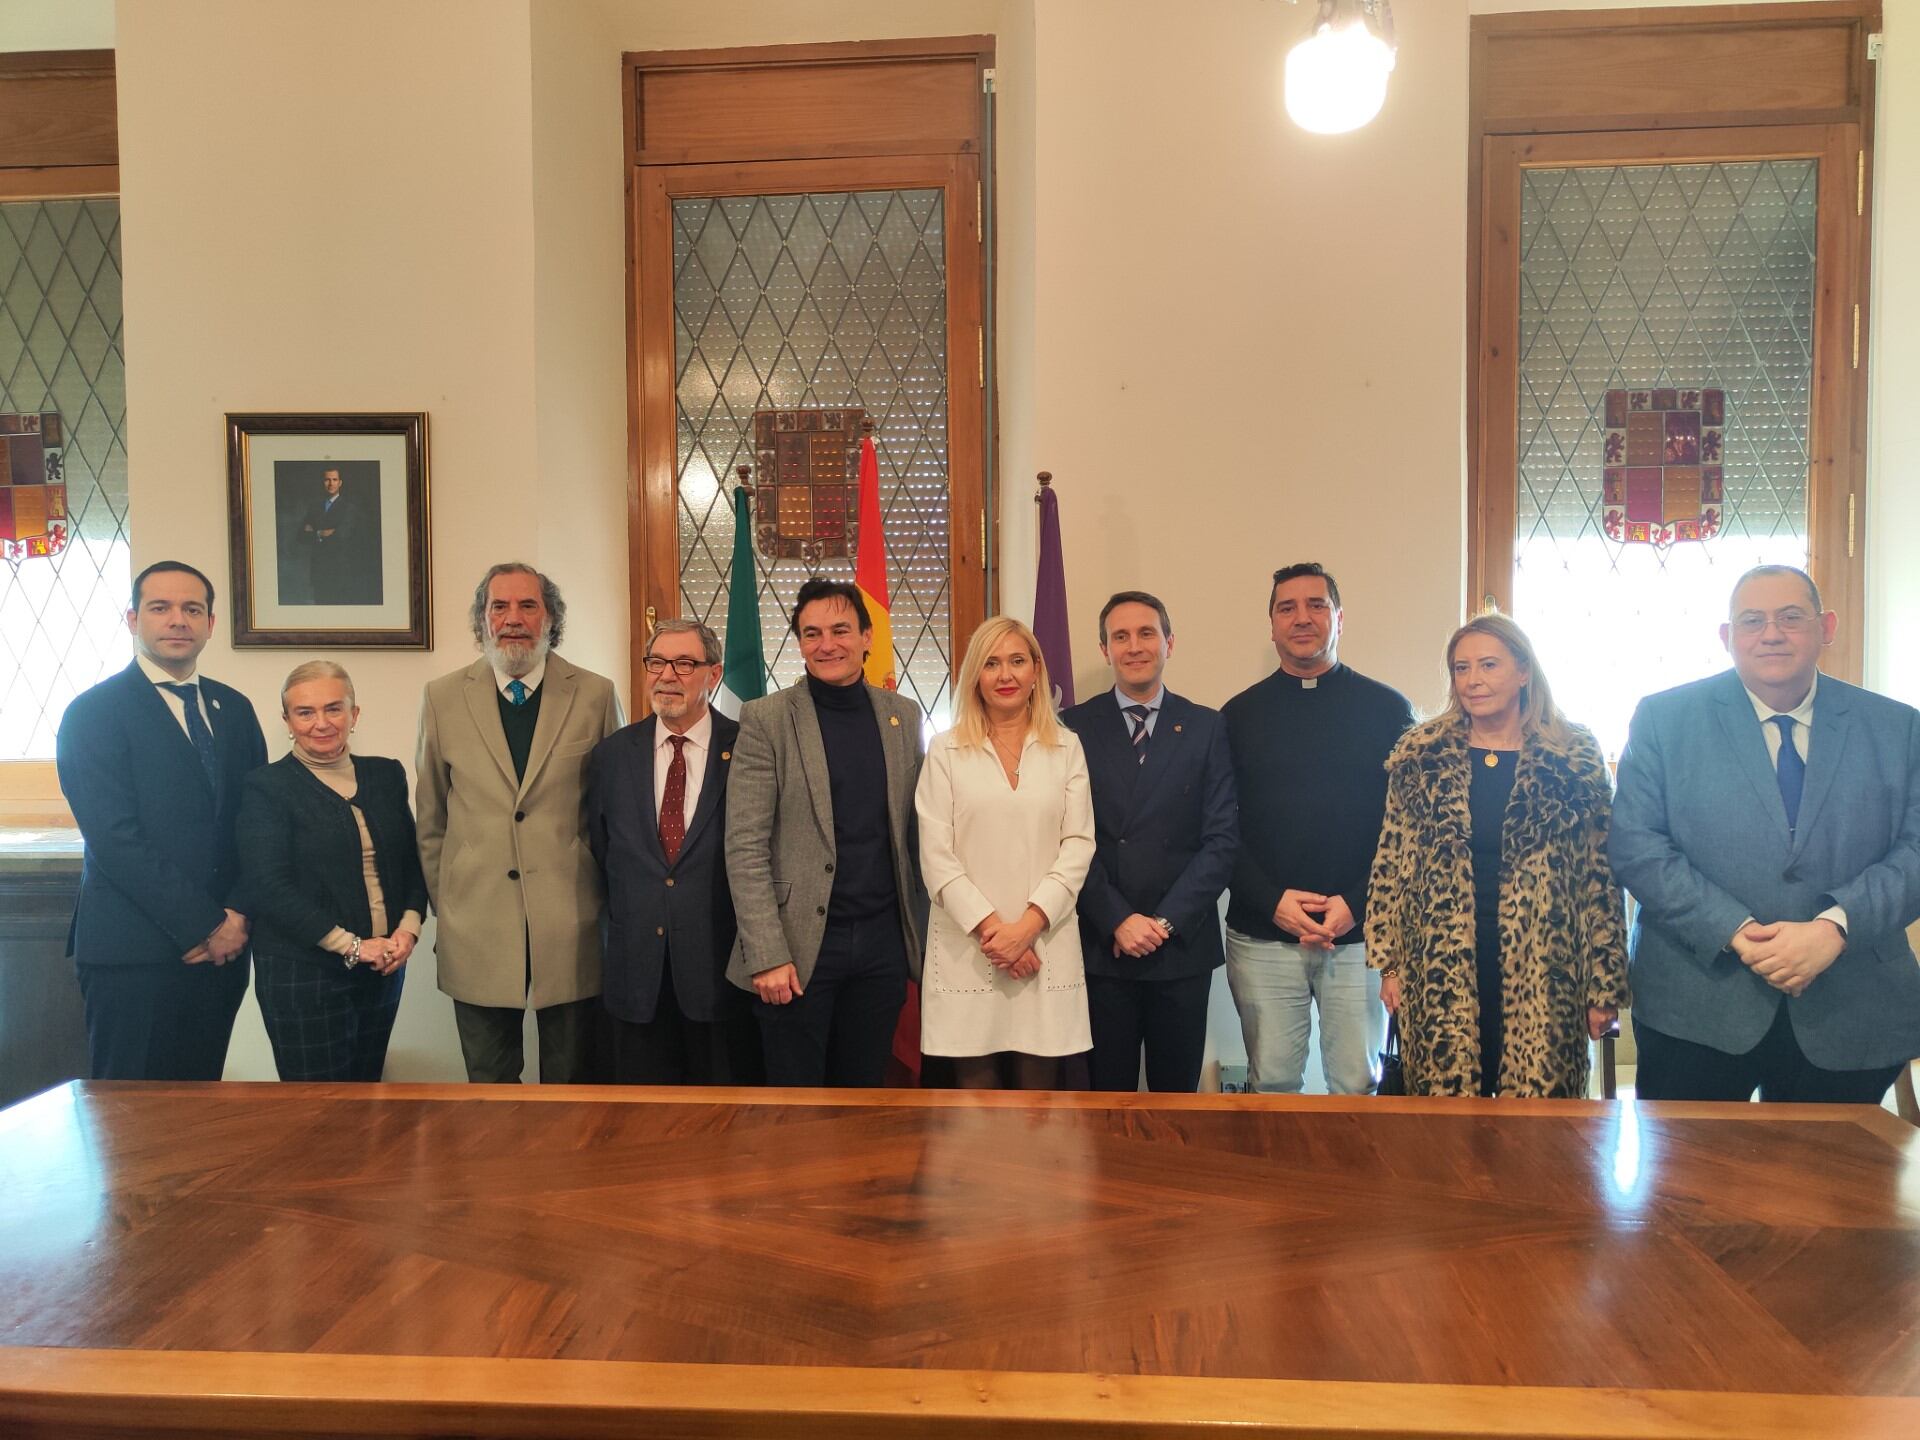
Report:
0,50,116,822
622,37,994,701
1468,3,1878,684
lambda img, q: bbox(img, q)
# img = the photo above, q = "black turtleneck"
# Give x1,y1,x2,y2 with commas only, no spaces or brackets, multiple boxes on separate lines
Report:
1220,662,1414,943
807,673,898,924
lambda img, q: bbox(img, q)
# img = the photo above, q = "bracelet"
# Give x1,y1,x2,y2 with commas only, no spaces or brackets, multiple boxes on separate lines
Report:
344,935,363,969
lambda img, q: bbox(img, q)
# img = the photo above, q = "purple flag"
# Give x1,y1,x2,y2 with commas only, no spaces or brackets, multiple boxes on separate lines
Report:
1033,481,1074,709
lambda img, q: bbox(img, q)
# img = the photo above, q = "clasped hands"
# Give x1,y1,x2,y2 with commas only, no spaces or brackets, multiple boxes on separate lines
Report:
352,930,416,976
1731,918,1844,997
1273,889,1355,951
975,905,1047,981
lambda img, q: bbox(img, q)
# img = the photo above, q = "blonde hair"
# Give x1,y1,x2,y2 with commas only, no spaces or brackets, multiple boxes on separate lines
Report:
280,659,356,713
952,616,1060,749
1440,613,1565,741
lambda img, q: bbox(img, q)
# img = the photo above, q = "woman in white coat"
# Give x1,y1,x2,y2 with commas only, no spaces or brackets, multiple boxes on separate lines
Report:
916,615,1095,1088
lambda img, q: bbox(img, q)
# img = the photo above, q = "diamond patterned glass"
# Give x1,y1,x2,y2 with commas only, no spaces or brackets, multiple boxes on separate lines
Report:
0,199,129,760
674,190,953,725
1513,162,1816,757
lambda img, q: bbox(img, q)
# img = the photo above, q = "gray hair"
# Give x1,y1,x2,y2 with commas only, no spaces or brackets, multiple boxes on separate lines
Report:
1730,563,1821,616
280,659,355,712
468,562,566,649
646,617,722,666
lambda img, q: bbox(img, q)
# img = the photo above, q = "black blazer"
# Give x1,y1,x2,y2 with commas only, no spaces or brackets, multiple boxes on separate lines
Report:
1059,690,1238,981
56,661,267,967
585,713,739,1025
235,754,430,963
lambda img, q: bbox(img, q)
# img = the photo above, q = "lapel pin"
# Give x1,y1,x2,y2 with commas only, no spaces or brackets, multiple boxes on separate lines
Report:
1173,723,1182,732
889,715,900,727
210,697,221,710
721,750,731,761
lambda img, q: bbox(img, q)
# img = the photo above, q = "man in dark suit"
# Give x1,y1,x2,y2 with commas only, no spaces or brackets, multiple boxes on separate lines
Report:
300,467,377,605
585,618,758,1084
1061,591,1238,1092
55,560,268,1080
1611,564,1920,1103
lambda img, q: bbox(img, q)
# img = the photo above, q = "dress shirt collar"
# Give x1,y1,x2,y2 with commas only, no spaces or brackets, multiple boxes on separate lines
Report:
1743,671,1818,729
655,707,713,758
492,656,547,697
136,652,199,688
1112,684,1164,715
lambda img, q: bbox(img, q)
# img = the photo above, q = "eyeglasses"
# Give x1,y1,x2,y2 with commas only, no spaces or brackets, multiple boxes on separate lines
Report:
643,656,707,676
1731,609,1816,636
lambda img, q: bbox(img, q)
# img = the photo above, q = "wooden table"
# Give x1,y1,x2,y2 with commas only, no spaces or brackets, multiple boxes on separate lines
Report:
1,1082,1917,1438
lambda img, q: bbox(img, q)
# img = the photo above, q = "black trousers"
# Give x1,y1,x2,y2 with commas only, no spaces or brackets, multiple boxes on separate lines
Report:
77,956,250,1082
453,998,596,1084
1087,971,1212,1092
755,913,908,1087
600,958,764,1086
1635,1005,1902,1105
255,951,403,1082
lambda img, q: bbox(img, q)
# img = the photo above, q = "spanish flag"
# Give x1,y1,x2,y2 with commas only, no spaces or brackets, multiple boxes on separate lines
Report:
855,428,895,688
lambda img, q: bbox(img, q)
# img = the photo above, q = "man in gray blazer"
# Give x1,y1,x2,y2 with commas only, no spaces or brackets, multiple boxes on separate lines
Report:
725,577,927,1086
417,563,624,1083
1611,564,1920,1103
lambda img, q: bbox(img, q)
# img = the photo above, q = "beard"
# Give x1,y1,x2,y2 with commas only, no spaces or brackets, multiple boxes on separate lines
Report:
484,628,550,679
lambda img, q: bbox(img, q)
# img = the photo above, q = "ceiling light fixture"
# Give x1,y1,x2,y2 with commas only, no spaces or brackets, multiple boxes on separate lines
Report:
1284,0,1397,136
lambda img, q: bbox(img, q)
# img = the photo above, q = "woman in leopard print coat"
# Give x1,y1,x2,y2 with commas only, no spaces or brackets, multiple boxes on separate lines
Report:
1364,616,1629,1098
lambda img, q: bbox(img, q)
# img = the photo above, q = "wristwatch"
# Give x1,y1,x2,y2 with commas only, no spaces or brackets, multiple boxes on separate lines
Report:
1153,916,1174,935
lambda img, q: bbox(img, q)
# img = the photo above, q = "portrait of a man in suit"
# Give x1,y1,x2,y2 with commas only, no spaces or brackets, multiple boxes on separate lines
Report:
275,461,383,606
1611,564,1920,1104
1060,590,1238,1092
585,617,759,1085
54,559,268,1080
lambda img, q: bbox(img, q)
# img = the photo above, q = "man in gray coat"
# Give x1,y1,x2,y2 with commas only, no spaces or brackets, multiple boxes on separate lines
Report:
417,563,624,1083
725,577,927,1086
1611,564,1920,1103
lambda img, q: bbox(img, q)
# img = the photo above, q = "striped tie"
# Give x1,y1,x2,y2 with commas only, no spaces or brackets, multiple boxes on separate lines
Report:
1124,704,1151,764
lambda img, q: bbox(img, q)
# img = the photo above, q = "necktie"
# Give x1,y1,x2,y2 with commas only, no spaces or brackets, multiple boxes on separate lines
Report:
159,682,219,791
1124,704,1151,764
659,734,689,865
506,679,529,706
1772,714,1805,831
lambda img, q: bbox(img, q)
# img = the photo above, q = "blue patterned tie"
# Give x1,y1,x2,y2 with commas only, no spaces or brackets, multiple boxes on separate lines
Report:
1124,704,1151,765
506,679,529,707
159,682,219,791
1771,714,1805,832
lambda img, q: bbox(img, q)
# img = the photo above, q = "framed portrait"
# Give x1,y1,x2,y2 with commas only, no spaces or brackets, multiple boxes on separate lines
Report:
226,412,431,648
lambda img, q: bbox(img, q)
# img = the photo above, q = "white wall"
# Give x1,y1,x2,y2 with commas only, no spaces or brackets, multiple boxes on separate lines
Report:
54,0,1920,1083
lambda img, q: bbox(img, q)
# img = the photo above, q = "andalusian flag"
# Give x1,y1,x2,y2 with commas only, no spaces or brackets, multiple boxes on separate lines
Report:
715,485,765,718
855,429,895,688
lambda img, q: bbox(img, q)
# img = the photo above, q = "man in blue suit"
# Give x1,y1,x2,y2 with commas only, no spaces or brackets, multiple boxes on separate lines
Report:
56,560,267,1080
1061,591,1237,1091
1611,564,1920,1103
585,618,757,1084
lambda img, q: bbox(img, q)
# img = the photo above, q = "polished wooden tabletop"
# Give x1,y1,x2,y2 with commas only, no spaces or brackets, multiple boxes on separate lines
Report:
1,1082,1917,1438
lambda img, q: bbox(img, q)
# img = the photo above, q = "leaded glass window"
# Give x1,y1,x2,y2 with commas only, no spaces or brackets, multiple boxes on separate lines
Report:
1514,162,1816,756
0,198,128,760
673,190,953,724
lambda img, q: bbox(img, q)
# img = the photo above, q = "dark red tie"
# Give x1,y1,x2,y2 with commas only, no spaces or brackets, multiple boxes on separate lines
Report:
659,734,688,865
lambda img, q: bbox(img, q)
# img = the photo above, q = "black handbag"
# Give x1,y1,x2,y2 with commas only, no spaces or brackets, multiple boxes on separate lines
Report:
1377,1015,1406,1095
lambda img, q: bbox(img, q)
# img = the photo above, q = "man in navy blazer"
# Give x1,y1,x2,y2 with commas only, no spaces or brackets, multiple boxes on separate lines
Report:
585,618,757,1084
1060,591,1238,1091
1611,564,1920,1103
55,560,267,1080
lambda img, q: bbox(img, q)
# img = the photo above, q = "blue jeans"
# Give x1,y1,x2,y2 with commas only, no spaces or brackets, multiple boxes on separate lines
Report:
1224,930,1384,1094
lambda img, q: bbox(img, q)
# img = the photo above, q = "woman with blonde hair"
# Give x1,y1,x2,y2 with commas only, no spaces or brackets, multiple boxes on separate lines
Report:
236,660,427,1081
915,615,1095,1088
1364,614,1628,1097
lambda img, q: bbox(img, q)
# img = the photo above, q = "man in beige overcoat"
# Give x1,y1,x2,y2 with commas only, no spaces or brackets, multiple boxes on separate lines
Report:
417,562,623,1082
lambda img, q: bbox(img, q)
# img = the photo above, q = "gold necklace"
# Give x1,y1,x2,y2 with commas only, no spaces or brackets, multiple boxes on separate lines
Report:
990,728,1024,774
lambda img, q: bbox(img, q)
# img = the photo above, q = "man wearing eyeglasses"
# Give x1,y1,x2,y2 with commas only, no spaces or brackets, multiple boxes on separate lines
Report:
1612,564,1920,1103
584,619,759,1084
